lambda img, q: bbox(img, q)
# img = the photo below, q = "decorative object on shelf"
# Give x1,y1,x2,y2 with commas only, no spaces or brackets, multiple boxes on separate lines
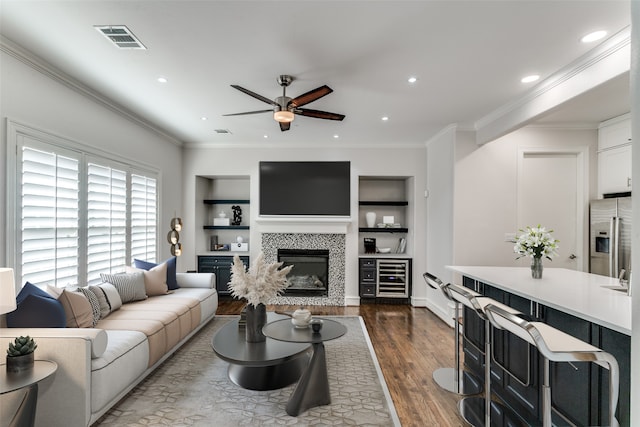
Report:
0,267,17,316
514,225,559,279
6,336,37,373
210,235,218,251
365,212,376,228
167,216,182,256
395,238,407,254
213,211,231,226
231,205,243,226
291,307,312,328
383,215,395,225
377,247,391,254
229,252,293,342
364,238,376,254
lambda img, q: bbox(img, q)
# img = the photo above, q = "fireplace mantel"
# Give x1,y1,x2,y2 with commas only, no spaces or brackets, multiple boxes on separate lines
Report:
255,216,352,234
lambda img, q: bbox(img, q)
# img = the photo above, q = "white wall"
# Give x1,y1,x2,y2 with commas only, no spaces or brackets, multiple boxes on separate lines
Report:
453,126,598,267
182,144,427,305
425,126,456,323
629,1,639,424
0,47,183,270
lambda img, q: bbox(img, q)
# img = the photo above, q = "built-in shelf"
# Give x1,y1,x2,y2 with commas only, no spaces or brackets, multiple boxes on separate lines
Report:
359,201,408,206
203,225,250,230
203,199,250,204
359,227,408,233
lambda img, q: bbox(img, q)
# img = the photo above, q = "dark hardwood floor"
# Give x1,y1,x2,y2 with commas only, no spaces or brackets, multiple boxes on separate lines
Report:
216,298,467,426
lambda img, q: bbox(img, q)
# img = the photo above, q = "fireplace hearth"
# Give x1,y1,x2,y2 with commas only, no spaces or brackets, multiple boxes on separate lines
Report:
278,249,329,297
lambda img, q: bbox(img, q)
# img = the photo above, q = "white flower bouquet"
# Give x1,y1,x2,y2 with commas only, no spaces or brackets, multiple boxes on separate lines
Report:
229,252,293,307
514,225,559,260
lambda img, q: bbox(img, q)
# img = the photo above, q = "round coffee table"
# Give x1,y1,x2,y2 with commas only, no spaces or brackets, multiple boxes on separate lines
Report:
211,313,311,391
262,318,347,416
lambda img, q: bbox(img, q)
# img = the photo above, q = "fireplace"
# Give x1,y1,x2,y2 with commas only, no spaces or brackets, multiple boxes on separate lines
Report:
278,249,329,297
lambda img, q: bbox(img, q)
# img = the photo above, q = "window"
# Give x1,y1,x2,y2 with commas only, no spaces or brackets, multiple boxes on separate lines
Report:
15,136,158,288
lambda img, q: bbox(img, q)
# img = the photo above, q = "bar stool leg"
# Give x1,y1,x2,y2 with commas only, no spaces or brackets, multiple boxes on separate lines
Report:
542,358,551,427
432,301,482,395
458,319,525,427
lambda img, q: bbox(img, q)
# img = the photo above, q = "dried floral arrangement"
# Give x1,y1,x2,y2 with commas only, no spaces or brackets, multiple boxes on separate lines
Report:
229,252,293,307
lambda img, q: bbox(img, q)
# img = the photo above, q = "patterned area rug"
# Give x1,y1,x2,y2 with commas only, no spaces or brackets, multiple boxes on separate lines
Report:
95,316,400,426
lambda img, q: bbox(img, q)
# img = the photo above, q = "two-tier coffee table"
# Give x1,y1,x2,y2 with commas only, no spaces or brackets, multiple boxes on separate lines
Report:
211,312,312,391
262,318,347,416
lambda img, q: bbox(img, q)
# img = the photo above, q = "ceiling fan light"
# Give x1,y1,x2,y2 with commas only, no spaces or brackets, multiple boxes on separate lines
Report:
274,110,295,123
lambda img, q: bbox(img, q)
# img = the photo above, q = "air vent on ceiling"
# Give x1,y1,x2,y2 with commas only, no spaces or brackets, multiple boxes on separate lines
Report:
95,25,147,49
214,129,232,134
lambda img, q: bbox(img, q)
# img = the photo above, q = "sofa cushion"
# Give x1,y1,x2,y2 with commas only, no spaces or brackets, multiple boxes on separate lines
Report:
98,282,122,312
95,318,166,366
100,272,147,303
77,287,102,325
89,285,111,319
126,264,168,297
5,282,66,328
134,257,179,290
48,287,94,328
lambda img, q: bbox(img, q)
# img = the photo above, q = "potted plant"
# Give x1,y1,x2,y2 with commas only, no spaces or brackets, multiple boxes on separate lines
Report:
6,335,37,373
229,252,293,342
514,225,559,279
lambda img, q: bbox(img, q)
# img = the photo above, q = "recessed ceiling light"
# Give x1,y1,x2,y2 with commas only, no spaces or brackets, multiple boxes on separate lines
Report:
381,116,389,121
408,76,417,84
263,134,269,139
333,134,339,139
157,77,168,83
201,117,208,121
581,30,607,43
521,75,540,83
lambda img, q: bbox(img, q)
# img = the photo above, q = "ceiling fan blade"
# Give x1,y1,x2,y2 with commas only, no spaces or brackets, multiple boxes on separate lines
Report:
289,85,333,108
222,109,273,117
230,85,277,106
295,108,345,121
279,121,291,132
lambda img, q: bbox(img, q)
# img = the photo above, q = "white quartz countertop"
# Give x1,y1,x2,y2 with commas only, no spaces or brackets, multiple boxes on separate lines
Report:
446,266,632,336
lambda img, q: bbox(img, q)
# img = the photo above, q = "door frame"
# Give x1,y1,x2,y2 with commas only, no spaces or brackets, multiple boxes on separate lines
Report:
517,146,590,272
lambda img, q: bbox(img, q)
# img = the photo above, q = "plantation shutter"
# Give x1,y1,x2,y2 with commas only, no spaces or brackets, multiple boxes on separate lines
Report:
21,146,79,287
86,162,127,285
130,174,157,263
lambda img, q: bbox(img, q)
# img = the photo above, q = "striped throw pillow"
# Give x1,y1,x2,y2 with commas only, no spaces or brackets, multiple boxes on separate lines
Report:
100,272,147,303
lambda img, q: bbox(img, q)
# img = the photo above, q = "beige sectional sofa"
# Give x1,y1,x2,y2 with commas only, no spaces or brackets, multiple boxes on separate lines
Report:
0,272,218,427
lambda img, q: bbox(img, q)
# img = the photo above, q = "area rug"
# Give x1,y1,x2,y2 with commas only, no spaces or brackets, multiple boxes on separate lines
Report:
95,316,400,426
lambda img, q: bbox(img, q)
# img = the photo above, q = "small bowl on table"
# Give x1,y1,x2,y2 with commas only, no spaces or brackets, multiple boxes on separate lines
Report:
309,318,324,333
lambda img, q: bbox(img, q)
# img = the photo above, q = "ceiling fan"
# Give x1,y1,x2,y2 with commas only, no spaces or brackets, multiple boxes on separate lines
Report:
223,75,345,131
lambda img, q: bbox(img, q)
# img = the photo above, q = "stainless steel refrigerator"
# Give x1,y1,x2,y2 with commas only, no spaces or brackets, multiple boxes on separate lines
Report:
589,197,632,280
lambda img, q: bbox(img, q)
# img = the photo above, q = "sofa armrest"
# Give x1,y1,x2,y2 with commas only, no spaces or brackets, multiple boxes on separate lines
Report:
0,328,98,427
0,328,108,359
176,272,215,289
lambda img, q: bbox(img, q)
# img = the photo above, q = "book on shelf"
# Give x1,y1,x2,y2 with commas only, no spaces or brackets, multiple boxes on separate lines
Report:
395,238,406,254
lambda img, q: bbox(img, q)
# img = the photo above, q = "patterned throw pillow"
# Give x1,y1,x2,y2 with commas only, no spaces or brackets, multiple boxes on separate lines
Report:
100,272,147,303
77,287,101,326
88,285,111,319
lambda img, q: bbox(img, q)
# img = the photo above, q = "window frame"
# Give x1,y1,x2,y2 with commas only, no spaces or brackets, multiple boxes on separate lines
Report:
6,120,160,288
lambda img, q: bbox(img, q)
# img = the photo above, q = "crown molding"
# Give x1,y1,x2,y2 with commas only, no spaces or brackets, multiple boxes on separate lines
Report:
0,35,184,147
474,26,631,145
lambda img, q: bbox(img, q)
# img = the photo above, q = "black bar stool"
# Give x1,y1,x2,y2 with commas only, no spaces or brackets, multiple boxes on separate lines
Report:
423,272,482,395
446,283,526,427
485,303,620,427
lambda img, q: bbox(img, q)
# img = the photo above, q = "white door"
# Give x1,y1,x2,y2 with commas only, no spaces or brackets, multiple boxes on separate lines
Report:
518,149,586,270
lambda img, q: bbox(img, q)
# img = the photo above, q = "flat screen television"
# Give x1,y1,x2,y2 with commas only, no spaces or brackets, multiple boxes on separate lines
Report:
259,161,350,216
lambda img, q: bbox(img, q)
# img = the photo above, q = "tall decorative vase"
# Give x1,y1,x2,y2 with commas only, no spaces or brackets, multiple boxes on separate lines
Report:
245,303,267,343
365,212,377,228
531,257,543,279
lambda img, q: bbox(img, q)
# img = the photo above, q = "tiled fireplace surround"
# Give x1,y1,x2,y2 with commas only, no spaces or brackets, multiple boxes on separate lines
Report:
261,232,346,306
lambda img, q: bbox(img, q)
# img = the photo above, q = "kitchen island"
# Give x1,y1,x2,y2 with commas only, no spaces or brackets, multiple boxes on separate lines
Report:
446,266,631,426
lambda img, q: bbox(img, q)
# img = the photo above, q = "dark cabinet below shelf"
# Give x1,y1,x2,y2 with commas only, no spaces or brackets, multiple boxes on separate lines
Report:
198,255,249,296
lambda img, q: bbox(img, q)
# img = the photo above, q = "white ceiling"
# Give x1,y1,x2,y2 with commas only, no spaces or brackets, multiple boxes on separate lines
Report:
0,0,631,147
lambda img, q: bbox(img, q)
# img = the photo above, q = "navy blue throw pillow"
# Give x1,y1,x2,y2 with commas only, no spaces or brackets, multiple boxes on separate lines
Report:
6,282,66,328
133,257,179,290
